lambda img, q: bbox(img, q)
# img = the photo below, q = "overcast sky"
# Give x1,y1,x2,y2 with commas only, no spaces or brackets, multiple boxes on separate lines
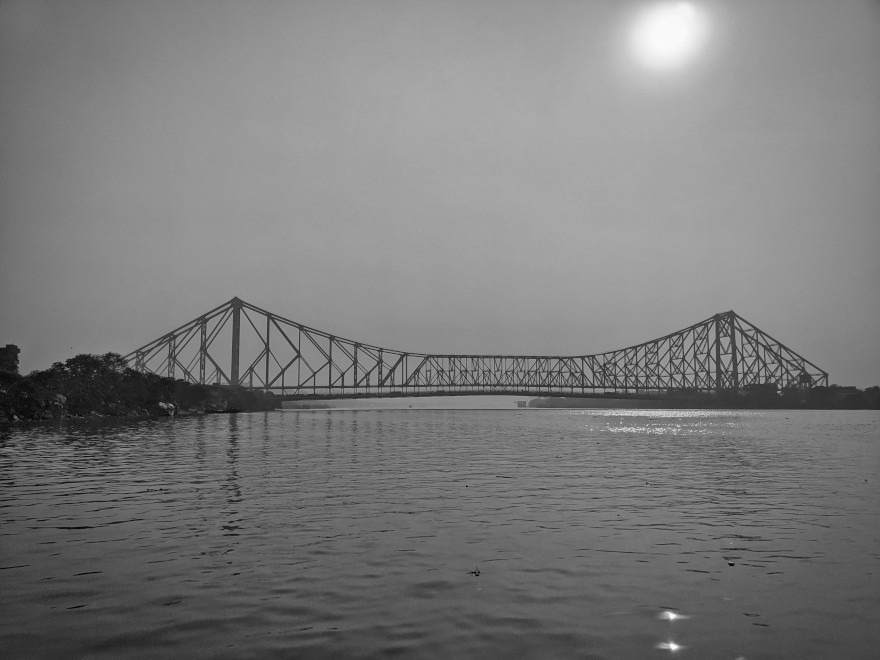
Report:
1,0,878,387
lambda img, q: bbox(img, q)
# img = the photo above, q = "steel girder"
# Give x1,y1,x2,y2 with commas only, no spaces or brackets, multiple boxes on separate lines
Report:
124,298,828,397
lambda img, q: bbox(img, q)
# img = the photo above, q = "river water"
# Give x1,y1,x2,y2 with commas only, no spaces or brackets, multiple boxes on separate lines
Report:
2,408,879,659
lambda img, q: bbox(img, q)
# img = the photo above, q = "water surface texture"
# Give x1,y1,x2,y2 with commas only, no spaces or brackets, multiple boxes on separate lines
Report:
2,409,879,659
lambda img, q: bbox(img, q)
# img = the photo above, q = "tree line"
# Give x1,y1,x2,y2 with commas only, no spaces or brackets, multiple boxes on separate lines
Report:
0,353,272,422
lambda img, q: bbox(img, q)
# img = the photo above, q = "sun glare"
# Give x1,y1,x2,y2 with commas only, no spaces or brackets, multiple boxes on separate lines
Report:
630,2,709,71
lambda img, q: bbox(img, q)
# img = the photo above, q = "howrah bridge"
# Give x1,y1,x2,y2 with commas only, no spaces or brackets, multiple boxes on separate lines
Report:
124,297,828,399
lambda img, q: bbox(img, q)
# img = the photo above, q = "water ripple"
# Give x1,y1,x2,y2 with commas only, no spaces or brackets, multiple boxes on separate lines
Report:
1,409,878,658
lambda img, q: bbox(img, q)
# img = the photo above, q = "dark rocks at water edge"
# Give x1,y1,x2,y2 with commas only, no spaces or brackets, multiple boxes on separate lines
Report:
0,352,278,423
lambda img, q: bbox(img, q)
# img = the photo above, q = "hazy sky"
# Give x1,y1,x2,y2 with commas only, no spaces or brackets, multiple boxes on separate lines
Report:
2,0,879,387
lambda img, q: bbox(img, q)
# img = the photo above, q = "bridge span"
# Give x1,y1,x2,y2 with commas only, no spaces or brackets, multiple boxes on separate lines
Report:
124,297,827,399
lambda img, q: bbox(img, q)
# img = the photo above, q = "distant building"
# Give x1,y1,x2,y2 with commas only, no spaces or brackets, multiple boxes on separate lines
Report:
0,344,20,375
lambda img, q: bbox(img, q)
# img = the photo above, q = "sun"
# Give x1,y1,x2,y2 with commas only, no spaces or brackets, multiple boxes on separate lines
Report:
629,2,709,71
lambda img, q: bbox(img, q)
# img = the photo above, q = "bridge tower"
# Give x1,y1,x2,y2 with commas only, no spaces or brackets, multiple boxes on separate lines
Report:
714,311,740,392
230,296,242,387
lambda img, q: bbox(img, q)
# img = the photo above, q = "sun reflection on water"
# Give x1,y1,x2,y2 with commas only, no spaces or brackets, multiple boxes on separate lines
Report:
656,640,685,652
658,610,691,621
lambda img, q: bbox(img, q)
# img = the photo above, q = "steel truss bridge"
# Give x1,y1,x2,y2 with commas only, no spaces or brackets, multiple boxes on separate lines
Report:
124,297,828,398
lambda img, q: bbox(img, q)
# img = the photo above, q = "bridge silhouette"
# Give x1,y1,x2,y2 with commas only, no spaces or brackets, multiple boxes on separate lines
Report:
124,297,828,399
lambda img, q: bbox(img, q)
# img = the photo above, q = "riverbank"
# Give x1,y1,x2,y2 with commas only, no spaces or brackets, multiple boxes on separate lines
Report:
0,352,276,423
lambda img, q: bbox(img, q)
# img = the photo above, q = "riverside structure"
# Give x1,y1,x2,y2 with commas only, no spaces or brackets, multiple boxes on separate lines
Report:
126,297,828,399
